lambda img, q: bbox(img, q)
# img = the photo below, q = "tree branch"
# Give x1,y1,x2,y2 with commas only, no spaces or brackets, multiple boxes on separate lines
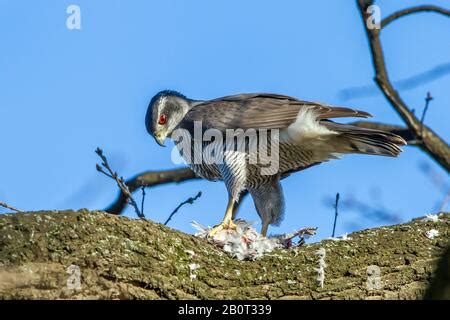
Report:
105,168,199,215
381,5,450,29
0,202,22,213
1,210,448,299
357,0,450,172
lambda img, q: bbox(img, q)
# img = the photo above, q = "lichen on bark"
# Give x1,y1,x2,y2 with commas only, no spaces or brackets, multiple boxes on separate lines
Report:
0,210,448,299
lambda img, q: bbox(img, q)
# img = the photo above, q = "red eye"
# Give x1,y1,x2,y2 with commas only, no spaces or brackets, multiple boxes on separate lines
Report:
158,114,167,125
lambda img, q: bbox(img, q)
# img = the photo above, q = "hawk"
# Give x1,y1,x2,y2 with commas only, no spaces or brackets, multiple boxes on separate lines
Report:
145,90,406,236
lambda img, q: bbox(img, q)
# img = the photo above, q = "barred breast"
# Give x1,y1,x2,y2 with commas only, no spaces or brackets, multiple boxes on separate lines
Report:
174,130,222,181
174,130,318,187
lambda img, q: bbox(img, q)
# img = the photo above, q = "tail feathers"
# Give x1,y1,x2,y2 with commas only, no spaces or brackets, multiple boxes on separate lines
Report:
344,132,405,157
322,121,407,157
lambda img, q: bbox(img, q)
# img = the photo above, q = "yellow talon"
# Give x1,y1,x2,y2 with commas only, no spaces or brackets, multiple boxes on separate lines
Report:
208,220,237,238
208,197,238,238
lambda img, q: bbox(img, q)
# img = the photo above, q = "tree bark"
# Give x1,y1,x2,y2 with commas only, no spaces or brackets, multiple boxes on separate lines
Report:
0,210,448,299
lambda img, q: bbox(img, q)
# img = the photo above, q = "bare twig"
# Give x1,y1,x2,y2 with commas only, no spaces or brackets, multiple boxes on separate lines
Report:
105,167,199,215
164,191,202,225
420,92,434,138
0,202,22,213
140,186,146,215
381,5,450,29
332,193,340,238
357,0,450,172
95,147,145,219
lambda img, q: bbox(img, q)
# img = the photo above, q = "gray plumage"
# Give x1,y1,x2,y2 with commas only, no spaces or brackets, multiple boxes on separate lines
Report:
145,90,406,236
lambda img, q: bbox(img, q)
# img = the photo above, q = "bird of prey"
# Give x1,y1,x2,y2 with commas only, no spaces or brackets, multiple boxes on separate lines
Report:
145,90,406,237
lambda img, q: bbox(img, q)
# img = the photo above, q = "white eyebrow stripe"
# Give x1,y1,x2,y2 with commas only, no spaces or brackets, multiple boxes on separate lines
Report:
158,96,167,113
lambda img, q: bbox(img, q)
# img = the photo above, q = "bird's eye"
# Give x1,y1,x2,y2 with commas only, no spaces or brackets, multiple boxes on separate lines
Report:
158,114,167,125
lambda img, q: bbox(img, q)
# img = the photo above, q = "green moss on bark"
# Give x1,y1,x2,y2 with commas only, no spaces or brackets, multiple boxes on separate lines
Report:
0,210,448,299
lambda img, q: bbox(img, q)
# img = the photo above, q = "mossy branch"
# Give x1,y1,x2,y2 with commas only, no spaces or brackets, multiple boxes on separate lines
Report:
0,210,448,299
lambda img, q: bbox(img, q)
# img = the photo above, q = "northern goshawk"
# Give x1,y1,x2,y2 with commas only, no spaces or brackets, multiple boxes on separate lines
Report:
145,90,406,236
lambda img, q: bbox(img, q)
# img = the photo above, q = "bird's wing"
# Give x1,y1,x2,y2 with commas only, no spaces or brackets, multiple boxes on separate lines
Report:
179,93,371,132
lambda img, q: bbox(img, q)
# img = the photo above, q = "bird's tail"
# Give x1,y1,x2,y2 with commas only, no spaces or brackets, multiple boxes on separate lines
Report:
321,121,407,157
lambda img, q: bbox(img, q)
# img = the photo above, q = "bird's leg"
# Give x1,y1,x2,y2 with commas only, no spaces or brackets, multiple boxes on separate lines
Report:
208,197,237,237
231,191,247,220
261,222,269,238
231,200,240,220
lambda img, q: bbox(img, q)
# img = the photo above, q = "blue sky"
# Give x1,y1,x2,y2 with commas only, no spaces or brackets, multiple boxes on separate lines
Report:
0,0,449,241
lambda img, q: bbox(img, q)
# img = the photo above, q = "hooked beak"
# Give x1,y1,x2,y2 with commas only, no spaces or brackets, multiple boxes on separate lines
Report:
154,133,166,147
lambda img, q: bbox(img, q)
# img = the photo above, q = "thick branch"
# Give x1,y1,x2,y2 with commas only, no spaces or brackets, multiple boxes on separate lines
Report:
0,202,22,213
357,0,450,172
105,168,199,215
382,5,450,29
1,210,448,299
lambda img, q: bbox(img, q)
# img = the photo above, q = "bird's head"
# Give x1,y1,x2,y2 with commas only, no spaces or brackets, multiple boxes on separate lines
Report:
145,90,191,147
